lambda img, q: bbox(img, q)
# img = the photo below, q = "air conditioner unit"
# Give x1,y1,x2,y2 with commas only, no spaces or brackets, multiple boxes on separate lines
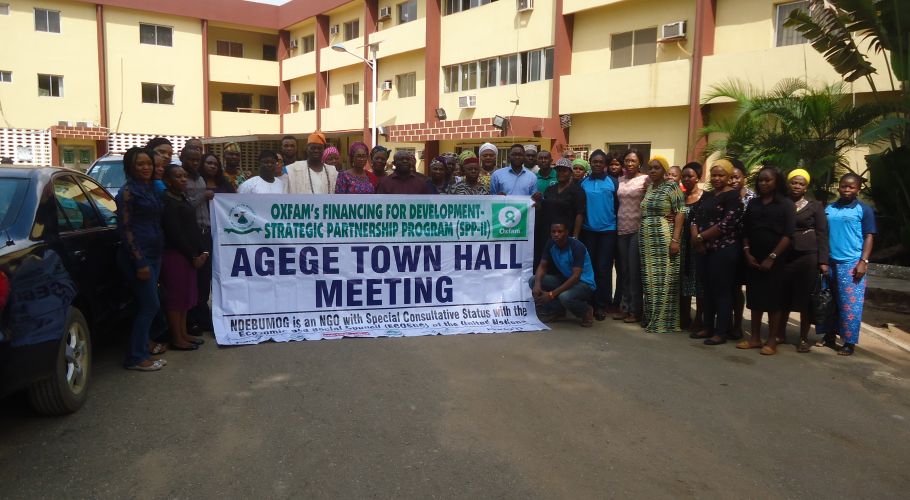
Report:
329,25,339,36
289,39,298,49
458,95,477,109
380,80,392,91
517,0,534,12
660,20,687,41
289,94,299,104
378,6,392,20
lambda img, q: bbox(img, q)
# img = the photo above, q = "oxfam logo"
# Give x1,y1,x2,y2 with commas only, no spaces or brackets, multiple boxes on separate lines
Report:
498,206,522,228
225,204,262,235
491,203,527,239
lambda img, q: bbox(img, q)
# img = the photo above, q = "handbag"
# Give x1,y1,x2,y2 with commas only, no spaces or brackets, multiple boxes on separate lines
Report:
810,273,834,325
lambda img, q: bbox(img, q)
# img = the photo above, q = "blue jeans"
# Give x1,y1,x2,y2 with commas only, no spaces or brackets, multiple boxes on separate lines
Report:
529,275,594,319
119,252,164,366
700,244,740,339
580,229,617,309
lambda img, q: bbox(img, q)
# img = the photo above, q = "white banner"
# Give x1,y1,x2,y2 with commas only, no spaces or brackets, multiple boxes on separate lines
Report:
211,194,547,345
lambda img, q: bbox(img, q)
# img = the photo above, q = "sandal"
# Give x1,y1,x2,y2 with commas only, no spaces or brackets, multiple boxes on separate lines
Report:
169,343,199,351
797,340,811,353
760,345,777,356
838,343,855,356
126,360,165,371
593,309,607,321
189,337,205,345
150,343,167,355
736,340,762,349
690,330,711,339
815,335,838,350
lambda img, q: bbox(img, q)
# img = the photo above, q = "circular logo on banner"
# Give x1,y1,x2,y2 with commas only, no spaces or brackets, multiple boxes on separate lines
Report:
225,204,261,235
497,205,522,229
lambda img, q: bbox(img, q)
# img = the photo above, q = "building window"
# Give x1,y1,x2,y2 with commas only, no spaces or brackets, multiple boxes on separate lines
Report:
0,4,9,16
445,0,497,16
607,142,651,165
610,28,657,69
263,45,277,61
260,95,278,114
38,74,63,97
302,35,315,53
139,23,173,47
35,8,61,33
344,82,359,105
398,0,417,24
460,62,478,91
222,92,252,112
216,41,243,58
776,1,810,47
479,58,498,88
444,66,459,93
396,72,416,98
0,71,11,83
343,20,359,41
141,83,174,104
302,91,316,111
499,54,519,85
521,47,553,83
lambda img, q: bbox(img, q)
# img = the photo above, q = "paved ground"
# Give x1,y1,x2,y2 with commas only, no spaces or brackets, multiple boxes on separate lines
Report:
2,317,910,499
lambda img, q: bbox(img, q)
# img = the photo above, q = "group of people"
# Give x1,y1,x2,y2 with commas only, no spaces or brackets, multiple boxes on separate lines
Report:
531,151,875,358
113,132,875,371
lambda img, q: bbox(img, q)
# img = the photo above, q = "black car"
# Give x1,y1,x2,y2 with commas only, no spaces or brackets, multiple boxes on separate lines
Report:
0,167,130,415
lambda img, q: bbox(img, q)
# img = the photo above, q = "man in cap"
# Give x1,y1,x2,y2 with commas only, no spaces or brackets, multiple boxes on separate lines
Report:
222,142,245,190
524,144,539,173
286,131,338,194
376,150,434,194
477,142,498,191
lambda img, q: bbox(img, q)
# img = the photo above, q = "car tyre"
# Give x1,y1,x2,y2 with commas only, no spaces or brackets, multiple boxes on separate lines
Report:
27,307,91,415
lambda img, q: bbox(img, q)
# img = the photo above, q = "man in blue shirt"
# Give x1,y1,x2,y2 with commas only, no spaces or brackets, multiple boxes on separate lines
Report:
579,149,619,320
490,144,538,196
530,221,596,326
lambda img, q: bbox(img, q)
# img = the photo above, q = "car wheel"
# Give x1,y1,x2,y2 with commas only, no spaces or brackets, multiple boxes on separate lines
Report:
27,307,92,415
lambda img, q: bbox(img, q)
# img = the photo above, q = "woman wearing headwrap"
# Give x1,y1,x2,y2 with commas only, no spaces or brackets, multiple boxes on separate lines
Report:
322,146,341,170
427,156,452,193
679,162,704,330
639,156,685,333
691,158,745,345
579,150,619,320
572,158,589,182
478,142,498,190
335,142,377,194
370,145,390,178
776,168,829,352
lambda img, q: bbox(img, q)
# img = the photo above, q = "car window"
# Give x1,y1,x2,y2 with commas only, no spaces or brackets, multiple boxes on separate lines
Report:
54,176,101,231
0,178,29,231
78,176,118,226
88,160,126,189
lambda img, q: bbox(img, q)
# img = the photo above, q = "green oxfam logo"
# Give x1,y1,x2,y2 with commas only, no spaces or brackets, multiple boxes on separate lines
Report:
491,203,527,239
225,204,262,235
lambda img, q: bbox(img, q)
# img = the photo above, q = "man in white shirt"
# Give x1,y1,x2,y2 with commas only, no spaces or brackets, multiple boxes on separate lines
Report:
238,150,288,194
286,131,338,194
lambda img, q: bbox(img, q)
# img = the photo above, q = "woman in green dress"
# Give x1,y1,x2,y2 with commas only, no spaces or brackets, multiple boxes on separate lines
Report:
640,156,685,334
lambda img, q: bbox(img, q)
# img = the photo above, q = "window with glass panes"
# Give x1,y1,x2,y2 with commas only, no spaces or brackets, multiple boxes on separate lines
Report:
216,41,243,58
398,0,417,24
775,1,809,47
0,71,11,83
444,0,497,15
38,74,63,97
35,8,60,33
302,35,315,53
142,83,174,104
140,23,173,46
302,91,316,111
607,143,651,166
610,28,657,69
344,82,359,105
396,72,417,98
343,20,359,41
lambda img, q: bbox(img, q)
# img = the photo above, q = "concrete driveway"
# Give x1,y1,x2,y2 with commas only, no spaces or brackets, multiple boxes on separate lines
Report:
1,319,909,499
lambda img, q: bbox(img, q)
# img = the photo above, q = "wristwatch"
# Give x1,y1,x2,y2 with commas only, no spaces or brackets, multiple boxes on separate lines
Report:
861,258,870,264
769,252,778,260
548,291,555,299
696,233,704,242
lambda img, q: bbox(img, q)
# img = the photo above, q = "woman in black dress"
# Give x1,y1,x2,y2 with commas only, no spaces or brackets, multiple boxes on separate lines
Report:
540,160,586,239
776,169,829,352
739,167,795,355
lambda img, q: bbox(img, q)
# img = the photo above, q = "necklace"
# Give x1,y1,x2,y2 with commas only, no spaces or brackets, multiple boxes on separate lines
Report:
306,164,330,194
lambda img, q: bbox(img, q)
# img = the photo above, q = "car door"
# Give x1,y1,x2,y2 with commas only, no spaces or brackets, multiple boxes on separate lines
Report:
51,174,113,325
73,174,130,320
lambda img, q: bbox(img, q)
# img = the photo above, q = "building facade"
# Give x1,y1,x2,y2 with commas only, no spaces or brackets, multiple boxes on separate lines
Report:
0,0,890,170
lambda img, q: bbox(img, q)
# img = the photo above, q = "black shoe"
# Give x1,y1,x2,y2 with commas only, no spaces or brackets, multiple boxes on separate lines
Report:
704,337,727,346
838,343,855,356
